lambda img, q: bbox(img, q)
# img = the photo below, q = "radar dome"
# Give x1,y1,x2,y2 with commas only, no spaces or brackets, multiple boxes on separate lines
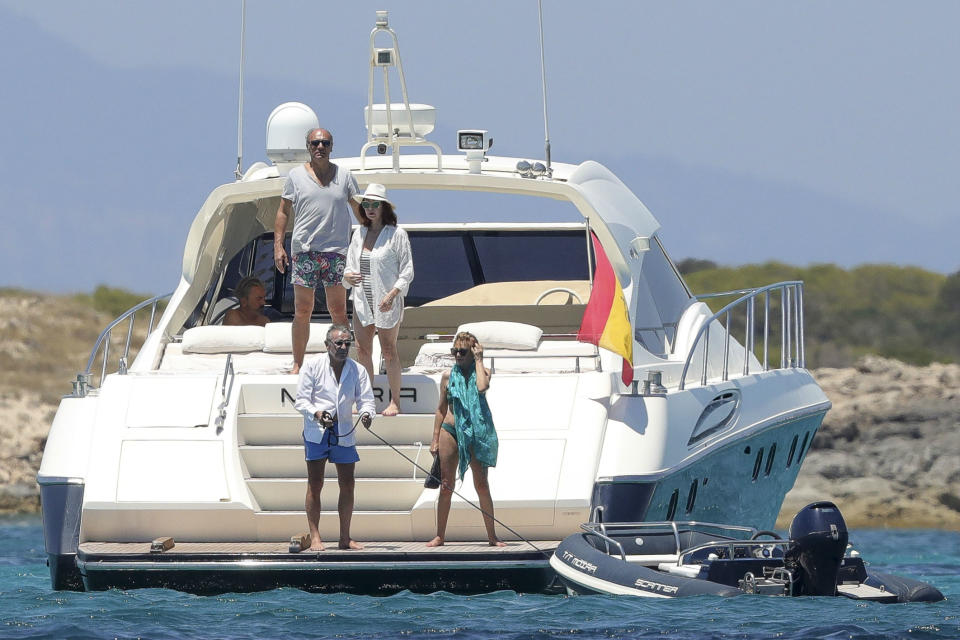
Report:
266,102,320,168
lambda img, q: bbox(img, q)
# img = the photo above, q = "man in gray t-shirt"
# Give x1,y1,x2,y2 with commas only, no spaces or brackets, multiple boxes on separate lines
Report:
274,127,362,373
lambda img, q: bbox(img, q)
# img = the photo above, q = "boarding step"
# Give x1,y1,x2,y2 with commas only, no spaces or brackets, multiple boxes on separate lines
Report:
237,413,435,446
253,510,417,541
248,477,426,512
240,444,433,479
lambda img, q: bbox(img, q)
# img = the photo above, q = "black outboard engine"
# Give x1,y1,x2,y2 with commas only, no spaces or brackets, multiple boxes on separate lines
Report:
784,501,848,596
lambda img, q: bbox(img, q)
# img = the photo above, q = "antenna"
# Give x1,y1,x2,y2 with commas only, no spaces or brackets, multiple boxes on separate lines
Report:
234,0,247,181
537,0,552,176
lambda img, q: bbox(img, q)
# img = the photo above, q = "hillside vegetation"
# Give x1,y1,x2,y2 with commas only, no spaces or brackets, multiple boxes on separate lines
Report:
680,260,960,368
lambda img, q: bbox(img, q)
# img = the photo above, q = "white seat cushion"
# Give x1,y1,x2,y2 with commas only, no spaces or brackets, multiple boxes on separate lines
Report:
181,326,265,354
263,322,332,353
456,321,542,350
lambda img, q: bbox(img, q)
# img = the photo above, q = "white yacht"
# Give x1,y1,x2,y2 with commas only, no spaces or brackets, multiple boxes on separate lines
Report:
38,12,830,593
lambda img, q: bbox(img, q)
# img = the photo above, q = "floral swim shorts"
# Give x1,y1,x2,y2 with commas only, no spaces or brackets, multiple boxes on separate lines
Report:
291,251,345,289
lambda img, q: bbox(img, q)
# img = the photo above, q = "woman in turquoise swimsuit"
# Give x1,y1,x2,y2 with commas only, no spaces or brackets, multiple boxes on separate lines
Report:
426,331,504,547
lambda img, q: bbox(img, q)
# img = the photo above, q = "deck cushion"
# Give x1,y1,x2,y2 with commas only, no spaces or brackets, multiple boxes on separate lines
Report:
456,321,542,350
263,322,331,353
181,326,265,354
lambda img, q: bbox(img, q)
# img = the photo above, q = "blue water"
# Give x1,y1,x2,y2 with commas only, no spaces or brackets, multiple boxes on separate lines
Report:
1,516,957,640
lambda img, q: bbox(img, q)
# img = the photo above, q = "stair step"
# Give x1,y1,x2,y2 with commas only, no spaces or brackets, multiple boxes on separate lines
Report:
247,477,427,512
241,444,433,479
252,510,418,541
238,413,435,446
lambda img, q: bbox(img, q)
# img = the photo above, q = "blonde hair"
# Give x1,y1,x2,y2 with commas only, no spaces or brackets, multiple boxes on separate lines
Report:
453,331,477,347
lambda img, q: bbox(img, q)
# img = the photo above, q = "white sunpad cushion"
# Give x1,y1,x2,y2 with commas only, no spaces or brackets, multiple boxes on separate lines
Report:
181,326,265,354
456,321,542,350
263,322,331,353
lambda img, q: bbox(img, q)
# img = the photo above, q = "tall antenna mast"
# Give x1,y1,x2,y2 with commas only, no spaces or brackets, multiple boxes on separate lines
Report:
234,0,247,180
537,0,552,175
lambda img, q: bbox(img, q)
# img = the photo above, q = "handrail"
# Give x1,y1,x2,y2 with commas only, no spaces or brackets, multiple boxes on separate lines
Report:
678,281,804,391
75,292,172,395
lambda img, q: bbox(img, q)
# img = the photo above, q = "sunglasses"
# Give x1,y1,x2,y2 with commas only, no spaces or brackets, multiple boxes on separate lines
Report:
361,200,382,209
450,347,470,356
328,339,353,348
309,139,333,148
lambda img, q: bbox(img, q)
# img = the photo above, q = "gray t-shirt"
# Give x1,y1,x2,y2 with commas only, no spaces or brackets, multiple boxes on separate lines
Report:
281,164,359,255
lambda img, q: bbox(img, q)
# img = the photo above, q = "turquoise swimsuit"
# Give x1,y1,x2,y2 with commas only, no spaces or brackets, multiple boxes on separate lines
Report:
445,362,498,480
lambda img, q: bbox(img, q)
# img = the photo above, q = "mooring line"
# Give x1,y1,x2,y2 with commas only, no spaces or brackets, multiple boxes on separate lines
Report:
365,424,551,559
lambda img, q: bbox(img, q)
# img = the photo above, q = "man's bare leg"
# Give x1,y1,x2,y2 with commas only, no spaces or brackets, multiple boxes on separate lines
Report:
471,459,506,547
324,284,348,327
305,459,327,551
292,284,315,374
336,462,363,550
427,429,458,547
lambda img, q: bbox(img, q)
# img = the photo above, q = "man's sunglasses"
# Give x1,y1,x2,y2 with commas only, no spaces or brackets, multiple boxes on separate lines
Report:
450,348,470,356
361,200,382,209
309,139,333,148
328,339,353,348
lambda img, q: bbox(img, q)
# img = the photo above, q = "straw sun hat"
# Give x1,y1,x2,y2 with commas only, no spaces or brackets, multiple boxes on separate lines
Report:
352,183,396,209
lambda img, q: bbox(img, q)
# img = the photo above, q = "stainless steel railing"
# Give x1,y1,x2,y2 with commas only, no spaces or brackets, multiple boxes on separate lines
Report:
73,293,172,396
678,281,804,391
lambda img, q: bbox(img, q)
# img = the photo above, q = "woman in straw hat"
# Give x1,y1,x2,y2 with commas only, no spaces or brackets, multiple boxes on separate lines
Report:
343,183,414,416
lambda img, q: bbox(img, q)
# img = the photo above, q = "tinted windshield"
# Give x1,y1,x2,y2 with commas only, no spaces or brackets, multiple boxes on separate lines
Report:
406,228,591,306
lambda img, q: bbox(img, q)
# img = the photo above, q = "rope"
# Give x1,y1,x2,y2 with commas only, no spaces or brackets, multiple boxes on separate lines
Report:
365,424,551,559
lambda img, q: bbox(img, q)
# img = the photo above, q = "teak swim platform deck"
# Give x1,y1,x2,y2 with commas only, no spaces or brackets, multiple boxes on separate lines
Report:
76,540,561,594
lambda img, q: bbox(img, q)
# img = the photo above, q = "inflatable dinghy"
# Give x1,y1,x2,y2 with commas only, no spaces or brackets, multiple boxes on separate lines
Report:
550,501,943,602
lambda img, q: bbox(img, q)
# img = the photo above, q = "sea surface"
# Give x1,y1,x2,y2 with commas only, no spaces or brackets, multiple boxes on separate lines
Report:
0,516,957,640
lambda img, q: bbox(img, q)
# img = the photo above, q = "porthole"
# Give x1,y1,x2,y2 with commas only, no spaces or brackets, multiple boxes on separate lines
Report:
799,430,814,462
666,489,679,520
786,434,798,467
752,448,764,481
685,480,699,513
764,443,777,476
744,446,751,455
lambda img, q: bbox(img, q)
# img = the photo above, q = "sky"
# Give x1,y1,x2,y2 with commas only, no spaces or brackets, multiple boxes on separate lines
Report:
1,1,958,295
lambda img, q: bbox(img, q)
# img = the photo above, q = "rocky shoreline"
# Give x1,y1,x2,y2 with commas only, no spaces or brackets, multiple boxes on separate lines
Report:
3,356,958,529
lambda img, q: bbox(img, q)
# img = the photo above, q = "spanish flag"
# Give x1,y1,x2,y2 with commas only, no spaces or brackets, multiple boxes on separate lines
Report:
578,232,634,385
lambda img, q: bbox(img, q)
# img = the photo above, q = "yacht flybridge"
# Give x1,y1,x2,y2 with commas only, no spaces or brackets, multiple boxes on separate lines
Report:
38,12,830,594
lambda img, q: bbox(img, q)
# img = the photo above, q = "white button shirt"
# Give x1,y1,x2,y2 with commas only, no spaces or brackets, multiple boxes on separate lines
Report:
295,353,376,447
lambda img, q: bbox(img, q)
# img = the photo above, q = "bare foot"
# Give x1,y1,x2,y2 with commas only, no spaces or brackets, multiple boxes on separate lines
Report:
489,539,507,547
339,539,364,550
382,402,400,417
426,536,444,547
308,538,325,551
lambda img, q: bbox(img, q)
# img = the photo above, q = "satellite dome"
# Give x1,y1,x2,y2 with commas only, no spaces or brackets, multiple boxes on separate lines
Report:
266,102,320,168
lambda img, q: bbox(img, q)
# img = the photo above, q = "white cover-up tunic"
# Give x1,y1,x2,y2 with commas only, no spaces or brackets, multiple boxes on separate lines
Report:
344,225,414,329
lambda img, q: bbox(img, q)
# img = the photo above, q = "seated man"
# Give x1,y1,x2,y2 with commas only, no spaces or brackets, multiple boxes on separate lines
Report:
224,276,271,327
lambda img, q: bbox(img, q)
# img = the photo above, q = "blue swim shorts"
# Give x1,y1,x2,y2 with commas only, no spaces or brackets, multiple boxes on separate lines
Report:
304,429,360,464
291,251,345,289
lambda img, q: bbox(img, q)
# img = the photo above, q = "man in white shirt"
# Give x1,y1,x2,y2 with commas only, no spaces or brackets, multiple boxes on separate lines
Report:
295,324,375,551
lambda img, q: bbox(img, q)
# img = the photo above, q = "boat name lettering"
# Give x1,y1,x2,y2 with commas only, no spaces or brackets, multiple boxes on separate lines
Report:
633,577,679,594
372,387,419,404
561,550,597,574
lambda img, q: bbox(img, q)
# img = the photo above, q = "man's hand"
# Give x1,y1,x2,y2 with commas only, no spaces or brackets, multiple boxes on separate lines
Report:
274,243,289,274
343,271,362,286
472,341,484,361
360,412,373,429
316,410,334,428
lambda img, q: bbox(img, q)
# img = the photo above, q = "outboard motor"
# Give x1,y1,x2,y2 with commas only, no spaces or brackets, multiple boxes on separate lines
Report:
784,501,848,596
